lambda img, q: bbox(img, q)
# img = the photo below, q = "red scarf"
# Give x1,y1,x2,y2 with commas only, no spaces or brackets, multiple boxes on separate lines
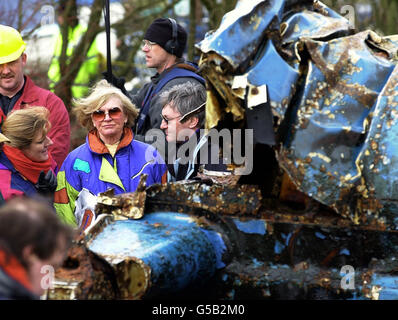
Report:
0,249,33,291
3,145,54,184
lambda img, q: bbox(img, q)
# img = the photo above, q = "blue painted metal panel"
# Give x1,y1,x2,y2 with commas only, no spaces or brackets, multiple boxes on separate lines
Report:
197,0,398,228
282,8,352,45
233,219,266,235
198,0,285,69
283,32,397,219
372,274,398,300
360,65,398,226
88,212,226,293
245,40,299,118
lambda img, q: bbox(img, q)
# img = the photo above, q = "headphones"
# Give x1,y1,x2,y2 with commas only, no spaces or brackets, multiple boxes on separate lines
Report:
164,18,178,55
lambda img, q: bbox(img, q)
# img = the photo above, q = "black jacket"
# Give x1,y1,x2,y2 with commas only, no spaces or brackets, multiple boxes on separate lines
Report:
167,129,229,181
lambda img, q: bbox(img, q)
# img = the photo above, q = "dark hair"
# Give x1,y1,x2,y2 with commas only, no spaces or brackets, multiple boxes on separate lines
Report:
0,196,74,268
57,0,78,29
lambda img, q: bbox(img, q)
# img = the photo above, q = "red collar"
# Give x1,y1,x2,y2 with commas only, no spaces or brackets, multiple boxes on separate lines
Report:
14,76,40,106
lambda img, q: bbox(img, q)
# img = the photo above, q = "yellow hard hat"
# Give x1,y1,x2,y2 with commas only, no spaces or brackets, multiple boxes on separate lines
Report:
0,25,26,64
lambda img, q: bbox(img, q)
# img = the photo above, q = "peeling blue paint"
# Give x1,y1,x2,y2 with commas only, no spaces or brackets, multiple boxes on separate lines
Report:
197,0,285,69
88,212,225,294
274,240,285,254
315,232,327,240
339,248,350,256
200,229,227,268
282,232,292,246
252,258,264,268
372,274,398,300
233,219,266,235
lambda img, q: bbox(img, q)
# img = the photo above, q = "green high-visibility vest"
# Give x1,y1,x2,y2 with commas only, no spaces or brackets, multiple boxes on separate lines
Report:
48,24,101,99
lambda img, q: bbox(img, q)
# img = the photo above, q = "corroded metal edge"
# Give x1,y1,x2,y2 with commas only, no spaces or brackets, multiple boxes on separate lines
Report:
98,255,152,300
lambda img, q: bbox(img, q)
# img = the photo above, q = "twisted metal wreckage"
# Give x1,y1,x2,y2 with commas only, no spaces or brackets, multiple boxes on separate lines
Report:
46,0,398,300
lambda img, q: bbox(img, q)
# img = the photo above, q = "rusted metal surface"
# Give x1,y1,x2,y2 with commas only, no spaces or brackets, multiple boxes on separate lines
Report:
205,213,398,300
278,31,398,229
197,0,354,128
198,0,285,70
215,260,398,300
197,0,398,230
45,236,118,300
95,174,147,221
145,181,262,216
48,1,398,300
85,212,227,299
48,182,398,300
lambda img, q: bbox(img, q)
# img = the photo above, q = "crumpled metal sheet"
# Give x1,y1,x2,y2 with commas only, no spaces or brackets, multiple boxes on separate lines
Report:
197,0,354,128
239,39,299,121
88,180,262,219
281,2,354,47
197,0,398,229
198,0,285,70
278,31,398,228
95,174,147,220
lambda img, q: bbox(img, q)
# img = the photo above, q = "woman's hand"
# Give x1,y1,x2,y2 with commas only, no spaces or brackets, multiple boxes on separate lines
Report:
35,170,57,195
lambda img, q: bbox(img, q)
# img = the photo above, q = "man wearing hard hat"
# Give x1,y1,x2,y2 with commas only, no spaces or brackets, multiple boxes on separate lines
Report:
0,25,70,167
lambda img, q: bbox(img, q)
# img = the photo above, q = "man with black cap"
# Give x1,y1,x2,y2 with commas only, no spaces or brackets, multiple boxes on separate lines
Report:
131,18,205,142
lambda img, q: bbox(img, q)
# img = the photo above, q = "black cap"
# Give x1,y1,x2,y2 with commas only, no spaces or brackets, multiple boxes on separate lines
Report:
144,18,187,58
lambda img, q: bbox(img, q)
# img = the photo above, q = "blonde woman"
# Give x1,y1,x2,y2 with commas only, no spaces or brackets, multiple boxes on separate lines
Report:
54,80,167,229
0,106,57,200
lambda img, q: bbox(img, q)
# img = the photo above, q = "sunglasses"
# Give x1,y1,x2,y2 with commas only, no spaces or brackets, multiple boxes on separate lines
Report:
92,107,123,121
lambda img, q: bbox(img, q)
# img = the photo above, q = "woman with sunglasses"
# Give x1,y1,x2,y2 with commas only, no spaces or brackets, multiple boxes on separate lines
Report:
54,80,167,229
0,107,58,201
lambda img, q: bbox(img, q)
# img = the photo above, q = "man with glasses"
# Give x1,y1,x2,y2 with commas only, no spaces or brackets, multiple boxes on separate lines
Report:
159,82,229,182
131,18,205,142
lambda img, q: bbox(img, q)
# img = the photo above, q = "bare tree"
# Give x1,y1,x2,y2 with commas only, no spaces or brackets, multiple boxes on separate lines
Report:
1,0,239,109
0,0,51,33
50,0,184,107
200,0,237,30
111,0,181,81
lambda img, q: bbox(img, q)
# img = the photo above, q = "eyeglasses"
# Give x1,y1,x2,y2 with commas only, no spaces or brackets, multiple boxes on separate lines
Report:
160,114,182,124
92,107,123,121
161,102,206,124
142,40,157,50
